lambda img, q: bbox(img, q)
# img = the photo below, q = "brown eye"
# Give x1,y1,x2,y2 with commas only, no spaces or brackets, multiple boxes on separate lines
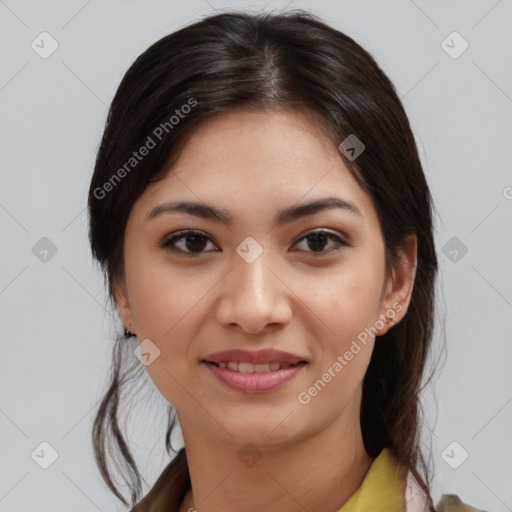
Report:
292,230,348,256
160,230,218,256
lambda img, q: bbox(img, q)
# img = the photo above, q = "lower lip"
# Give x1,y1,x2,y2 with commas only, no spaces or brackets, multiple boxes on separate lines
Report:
202,362,307,393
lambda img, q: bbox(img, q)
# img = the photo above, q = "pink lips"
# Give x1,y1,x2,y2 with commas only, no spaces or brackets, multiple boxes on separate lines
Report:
201,348,308,393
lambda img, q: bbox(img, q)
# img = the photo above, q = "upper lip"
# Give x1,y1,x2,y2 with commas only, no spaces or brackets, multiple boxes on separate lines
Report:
202,348,307,365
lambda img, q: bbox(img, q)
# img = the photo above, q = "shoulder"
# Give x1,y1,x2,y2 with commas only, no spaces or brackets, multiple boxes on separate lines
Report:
435,494,489,512
405,471,486,512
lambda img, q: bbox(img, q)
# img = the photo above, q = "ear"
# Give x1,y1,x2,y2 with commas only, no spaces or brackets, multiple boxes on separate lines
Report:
376,233,417,336
112,277,135,332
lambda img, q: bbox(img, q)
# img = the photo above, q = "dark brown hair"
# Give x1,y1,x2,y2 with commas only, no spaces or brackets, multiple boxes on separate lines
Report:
88,9,441,510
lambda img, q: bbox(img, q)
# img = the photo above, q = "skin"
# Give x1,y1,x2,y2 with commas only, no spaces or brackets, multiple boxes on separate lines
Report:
114,109,417,512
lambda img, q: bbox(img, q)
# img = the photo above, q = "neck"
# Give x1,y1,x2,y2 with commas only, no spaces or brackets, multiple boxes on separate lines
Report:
177,401,374,512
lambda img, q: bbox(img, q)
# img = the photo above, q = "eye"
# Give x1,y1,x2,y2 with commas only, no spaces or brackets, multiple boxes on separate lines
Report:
159,229,350,257
159,230,218,256
292,230,349,256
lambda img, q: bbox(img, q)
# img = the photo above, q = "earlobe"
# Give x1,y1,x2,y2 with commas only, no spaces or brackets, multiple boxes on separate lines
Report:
112,279,135,331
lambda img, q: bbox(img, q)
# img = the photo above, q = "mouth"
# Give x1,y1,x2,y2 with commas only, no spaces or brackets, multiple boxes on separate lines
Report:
200,348,308,392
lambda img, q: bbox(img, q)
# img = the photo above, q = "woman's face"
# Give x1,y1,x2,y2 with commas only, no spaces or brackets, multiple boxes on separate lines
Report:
115,109,415,449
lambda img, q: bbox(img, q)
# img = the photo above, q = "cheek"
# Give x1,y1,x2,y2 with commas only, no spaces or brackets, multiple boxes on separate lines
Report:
303,255,384,373
124,257,192,376
126,261,203,404
129,268,174,336
126,245,197,337
304,282,379,415
309,259,384,333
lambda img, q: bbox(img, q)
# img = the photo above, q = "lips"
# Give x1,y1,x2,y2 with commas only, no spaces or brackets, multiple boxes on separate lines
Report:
201,348,308,392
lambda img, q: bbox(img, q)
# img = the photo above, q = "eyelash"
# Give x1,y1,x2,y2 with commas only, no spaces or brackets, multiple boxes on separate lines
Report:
159,229,350,257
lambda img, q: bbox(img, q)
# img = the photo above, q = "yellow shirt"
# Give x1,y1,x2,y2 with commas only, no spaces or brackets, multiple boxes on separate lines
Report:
338,449,485,512
130,446,484,512
338,448,405,512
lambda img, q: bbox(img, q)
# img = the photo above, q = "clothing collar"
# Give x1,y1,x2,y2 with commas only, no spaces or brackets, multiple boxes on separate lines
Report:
338,448,406,512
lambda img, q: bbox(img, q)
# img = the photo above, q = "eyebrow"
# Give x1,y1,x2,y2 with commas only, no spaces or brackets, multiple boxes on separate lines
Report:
145,196,362,226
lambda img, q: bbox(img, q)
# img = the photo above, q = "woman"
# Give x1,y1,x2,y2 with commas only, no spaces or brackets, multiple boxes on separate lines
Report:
88,10,484,512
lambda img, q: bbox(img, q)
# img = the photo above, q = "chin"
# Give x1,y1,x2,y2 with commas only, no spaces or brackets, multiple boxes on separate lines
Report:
221,411,308,447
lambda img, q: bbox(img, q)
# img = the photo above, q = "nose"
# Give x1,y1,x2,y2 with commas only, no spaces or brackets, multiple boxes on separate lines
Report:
215,249,292,334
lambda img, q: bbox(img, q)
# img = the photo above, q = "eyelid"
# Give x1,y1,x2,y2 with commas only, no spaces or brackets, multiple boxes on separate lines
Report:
296,228,350,245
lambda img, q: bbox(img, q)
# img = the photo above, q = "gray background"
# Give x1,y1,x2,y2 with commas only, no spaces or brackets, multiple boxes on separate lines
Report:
1,0,511,510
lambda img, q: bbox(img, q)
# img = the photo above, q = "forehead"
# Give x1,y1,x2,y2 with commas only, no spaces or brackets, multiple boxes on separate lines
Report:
134,109,375,225
171,109,350,180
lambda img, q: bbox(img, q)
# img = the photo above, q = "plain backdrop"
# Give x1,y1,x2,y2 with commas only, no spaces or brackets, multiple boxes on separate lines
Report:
1,1,511,511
